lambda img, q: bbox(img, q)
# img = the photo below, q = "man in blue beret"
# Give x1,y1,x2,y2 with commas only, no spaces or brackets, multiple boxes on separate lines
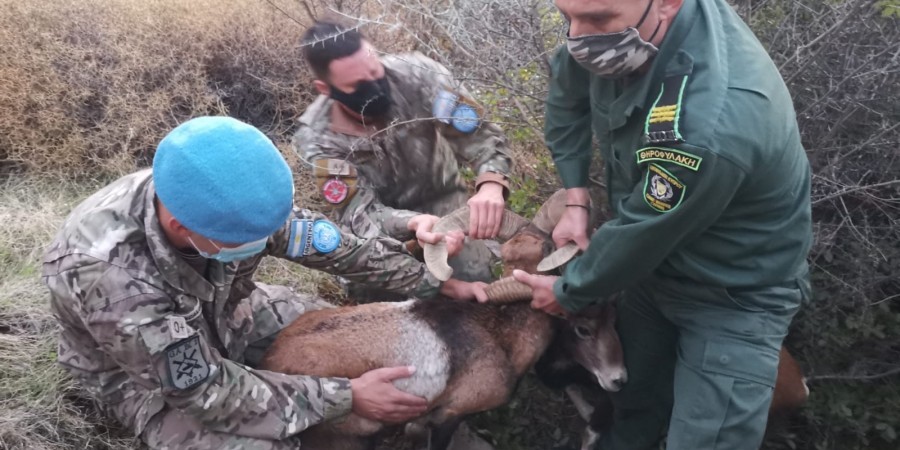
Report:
42,116,486,449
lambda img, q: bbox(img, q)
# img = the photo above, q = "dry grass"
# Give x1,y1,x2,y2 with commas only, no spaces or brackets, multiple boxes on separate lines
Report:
0,177,136,450
0,0,314,179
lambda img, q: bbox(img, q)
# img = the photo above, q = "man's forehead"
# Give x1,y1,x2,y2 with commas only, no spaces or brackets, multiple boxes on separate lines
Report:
328,41,378,80
556,0,622,19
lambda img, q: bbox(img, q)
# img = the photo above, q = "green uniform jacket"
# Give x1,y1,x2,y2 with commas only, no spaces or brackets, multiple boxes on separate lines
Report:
546,0,812,312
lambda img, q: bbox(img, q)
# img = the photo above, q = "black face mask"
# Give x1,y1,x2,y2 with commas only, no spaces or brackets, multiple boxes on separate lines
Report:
329,76,393,118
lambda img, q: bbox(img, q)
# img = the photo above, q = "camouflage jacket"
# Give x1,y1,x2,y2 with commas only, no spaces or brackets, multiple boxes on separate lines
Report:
41,170,441,439
293,52,513,239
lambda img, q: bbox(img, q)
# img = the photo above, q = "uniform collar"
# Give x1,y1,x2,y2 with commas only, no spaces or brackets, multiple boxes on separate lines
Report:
609,0,699,129
142,178,217,301
328,98,381,137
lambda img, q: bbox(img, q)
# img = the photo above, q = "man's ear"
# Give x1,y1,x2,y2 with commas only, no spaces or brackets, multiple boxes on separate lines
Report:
659,0,684,22
313,79,330,96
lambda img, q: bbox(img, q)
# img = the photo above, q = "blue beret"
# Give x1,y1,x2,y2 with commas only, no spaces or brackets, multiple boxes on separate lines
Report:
153,116,294,244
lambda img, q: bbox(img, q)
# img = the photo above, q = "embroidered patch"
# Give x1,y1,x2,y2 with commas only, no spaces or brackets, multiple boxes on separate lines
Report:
636,147,702,171
322,178,349,204
167,315,193,339
644,75,689,145
432,90,459,124
324,159,352,176
644,164,685,213
312,220,341,253
432,89,481,134
165,335,209,390
450,104,480,134
287,219,314,258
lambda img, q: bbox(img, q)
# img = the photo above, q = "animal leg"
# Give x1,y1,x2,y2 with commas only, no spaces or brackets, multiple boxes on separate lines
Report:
427,415,464,450
565,385,596,422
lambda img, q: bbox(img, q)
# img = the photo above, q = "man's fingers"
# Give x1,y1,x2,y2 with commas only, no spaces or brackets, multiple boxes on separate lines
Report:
389,390,430,408
376,365,417,381
472,282,489,303
576,234,591,251
512,269,535,287
467,203,481,237
489,203,503,238
417,231,443,245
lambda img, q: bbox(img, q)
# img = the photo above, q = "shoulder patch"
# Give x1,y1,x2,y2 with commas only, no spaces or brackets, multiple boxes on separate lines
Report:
287,219,314,258
311,220,341,254
432,89,481,134
644,75,688,145
636,147,702,171
165,335,209,390
643,163,686,213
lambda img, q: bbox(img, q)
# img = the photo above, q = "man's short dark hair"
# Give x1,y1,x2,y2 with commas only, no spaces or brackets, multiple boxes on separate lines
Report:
301,21,364,80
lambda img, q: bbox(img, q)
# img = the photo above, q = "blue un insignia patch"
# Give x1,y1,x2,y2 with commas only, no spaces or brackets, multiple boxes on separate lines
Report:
165,335,209,390
312,220,341,253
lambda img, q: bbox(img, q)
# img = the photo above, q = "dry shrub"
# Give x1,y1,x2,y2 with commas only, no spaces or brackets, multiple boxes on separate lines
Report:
0,0,318,180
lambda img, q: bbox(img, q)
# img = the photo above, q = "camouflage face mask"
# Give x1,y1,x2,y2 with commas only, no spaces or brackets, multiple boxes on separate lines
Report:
566,0,662,79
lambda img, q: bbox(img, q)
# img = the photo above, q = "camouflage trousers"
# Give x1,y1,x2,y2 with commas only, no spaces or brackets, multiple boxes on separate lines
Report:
139,284,333,450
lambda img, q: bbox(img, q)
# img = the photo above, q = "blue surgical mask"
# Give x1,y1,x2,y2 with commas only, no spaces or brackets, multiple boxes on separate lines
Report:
187,235,268,263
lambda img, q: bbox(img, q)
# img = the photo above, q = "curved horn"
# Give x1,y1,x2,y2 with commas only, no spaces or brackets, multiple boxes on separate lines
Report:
536,242,581,272
423,207,531,281
483,276,533,303
532,189,571,235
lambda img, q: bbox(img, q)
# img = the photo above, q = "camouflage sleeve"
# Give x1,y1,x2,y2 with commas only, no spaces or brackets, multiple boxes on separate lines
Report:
293,124,420,240
83,287,353,440
338,188,419,241
410,54,513,186
269,209,442,299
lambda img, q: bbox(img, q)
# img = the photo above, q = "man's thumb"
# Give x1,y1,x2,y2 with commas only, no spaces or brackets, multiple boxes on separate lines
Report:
512,269,534,286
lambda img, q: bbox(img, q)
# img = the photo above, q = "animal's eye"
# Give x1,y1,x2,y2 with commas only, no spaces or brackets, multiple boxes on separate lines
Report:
574,325,591,339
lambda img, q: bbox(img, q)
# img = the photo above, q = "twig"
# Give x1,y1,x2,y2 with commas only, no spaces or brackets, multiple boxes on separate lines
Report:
807,366,900,382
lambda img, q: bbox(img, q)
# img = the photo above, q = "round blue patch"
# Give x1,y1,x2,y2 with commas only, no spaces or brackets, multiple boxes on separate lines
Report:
312,220,341,253
451,104,480,134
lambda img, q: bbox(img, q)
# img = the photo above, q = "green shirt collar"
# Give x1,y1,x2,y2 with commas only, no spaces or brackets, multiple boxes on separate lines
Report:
609,0,700,129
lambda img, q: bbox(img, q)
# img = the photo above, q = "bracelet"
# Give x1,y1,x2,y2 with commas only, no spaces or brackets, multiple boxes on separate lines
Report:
565,203,591,211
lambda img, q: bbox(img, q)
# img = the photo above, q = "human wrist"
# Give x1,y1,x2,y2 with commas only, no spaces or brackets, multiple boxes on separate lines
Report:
565,187,590,206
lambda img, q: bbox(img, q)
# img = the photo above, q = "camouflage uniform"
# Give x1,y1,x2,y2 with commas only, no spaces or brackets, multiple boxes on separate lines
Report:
293,52,513,283
42,170,442,449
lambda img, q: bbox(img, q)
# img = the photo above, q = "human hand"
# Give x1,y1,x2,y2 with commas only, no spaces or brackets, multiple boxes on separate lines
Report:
512,269,567,317
409,214,465,258
466,182,505,239
439,278,489,302
552,188,591,250
350,366,429,423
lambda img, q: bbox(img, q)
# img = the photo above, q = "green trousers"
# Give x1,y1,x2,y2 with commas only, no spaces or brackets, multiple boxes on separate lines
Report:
602,273,809,450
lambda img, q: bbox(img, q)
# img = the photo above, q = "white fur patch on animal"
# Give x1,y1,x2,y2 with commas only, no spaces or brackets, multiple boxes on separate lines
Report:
388,301,450,401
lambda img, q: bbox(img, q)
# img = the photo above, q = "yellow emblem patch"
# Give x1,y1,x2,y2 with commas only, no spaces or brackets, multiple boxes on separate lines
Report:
643,163,685,213
636,147,702,171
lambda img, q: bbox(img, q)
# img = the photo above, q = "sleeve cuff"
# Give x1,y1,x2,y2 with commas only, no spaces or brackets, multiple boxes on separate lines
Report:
553,276,589,313
320,377,354,421
475,172,511,198
382,210,420,241
553,159,591,189
415,271,443,299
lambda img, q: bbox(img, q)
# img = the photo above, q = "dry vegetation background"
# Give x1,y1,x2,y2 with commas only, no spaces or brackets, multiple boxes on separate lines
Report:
0,0,898,449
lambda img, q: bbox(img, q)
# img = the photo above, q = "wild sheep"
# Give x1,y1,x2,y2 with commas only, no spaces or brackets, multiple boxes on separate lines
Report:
260,192,625,450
